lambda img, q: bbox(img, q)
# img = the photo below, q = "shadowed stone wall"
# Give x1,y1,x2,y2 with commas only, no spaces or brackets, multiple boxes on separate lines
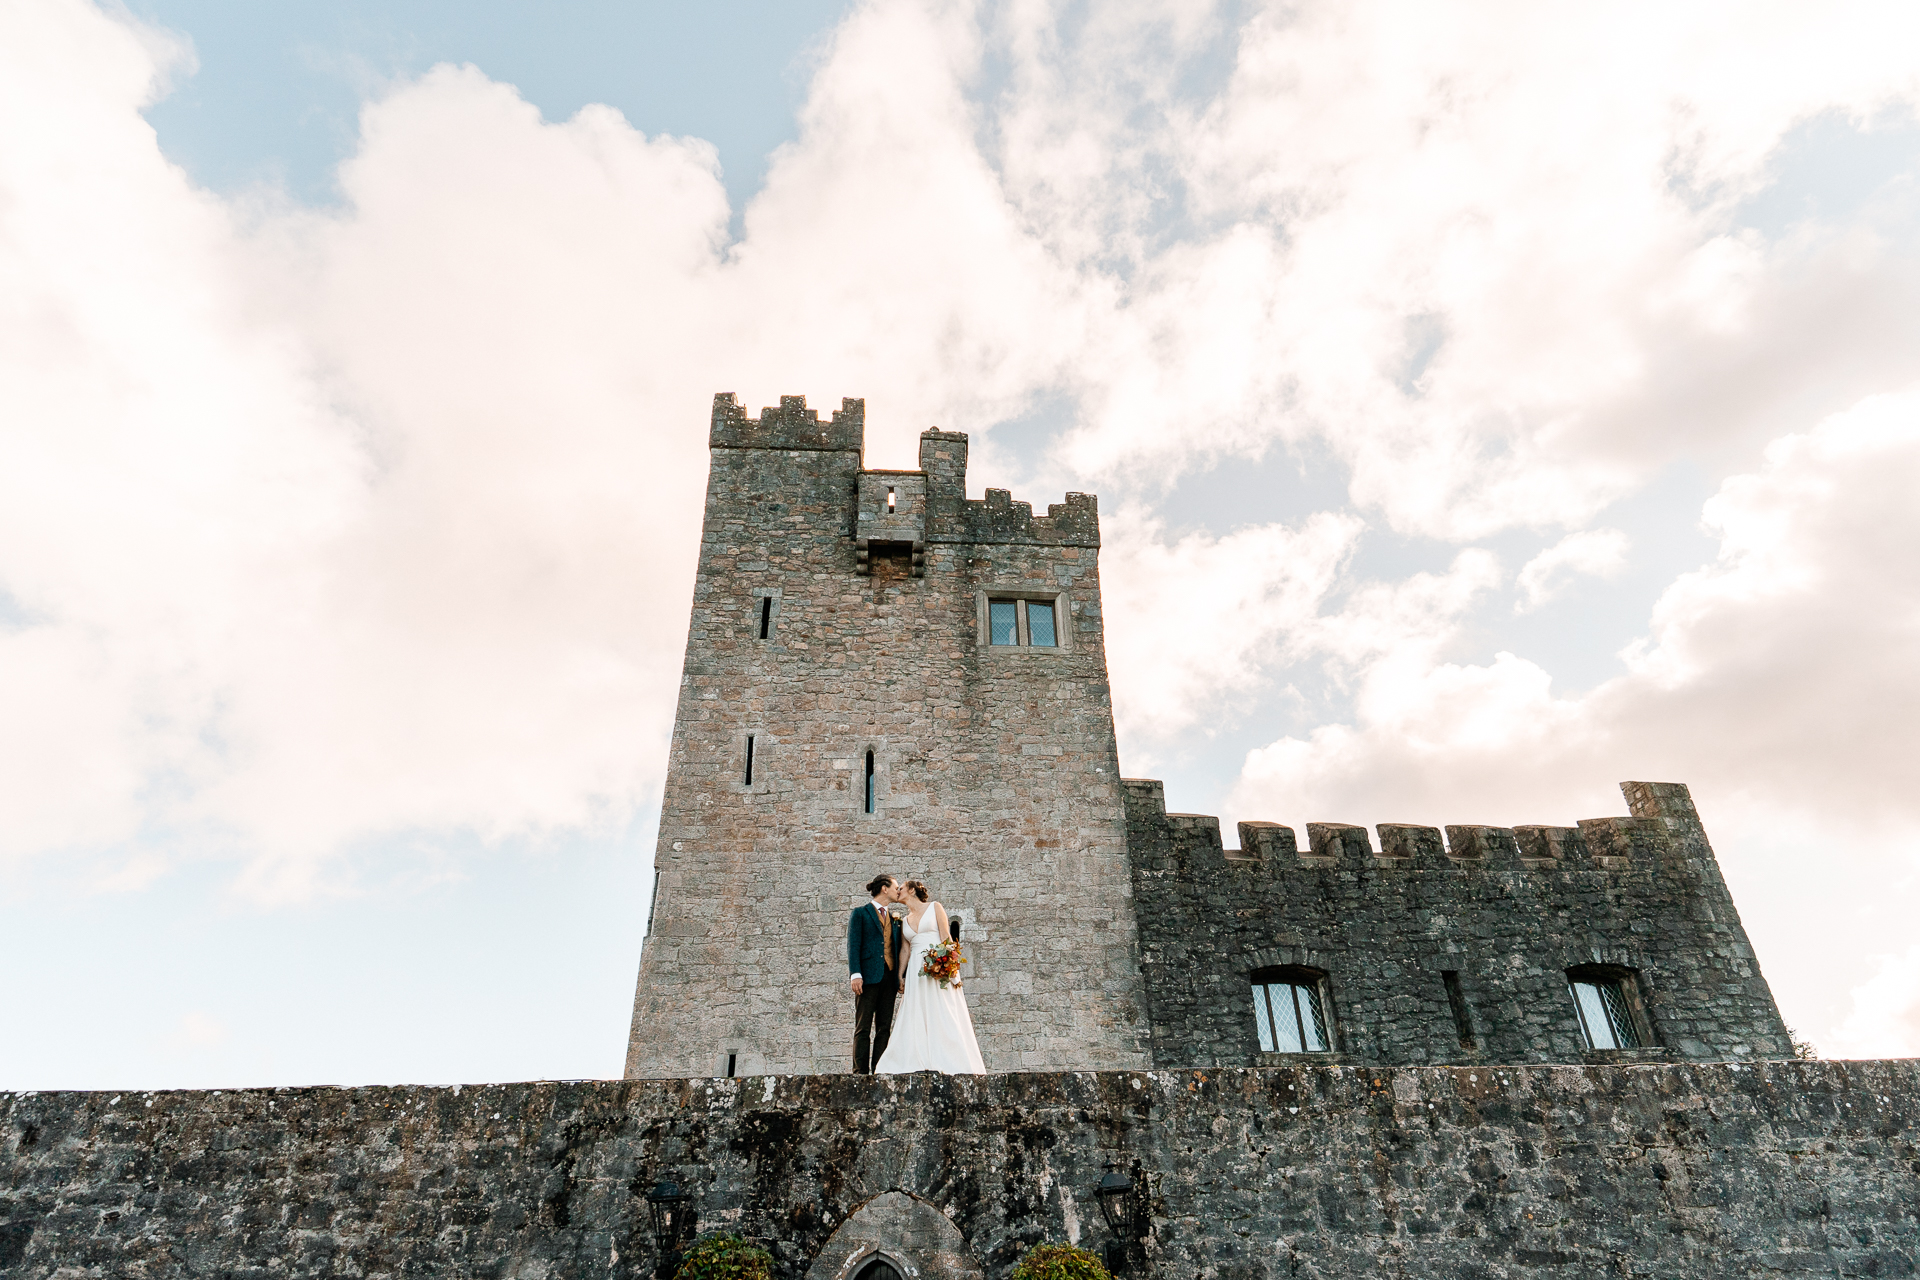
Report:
1123,779,1794,1069
803,1191,983,1280
626,395,1148,1079
5,1062,1916,1278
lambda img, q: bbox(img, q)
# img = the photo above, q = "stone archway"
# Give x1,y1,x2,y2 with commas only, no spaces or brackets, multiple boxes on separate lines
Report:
803,1192,983,1280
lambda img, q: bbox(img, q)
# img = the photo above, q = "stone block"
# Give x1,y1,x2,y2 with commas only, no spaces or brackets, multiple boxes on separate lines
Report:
1307,822,1373,859
1377,824,1444,861
1577,815,1671,861
1444,825,1518,860
1513,825,1577,860
1238,820,1298,861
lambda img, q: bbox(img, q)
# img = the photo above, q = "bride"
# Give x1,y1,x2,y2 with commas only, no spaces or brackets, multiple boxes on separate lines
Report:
874,880,987,1075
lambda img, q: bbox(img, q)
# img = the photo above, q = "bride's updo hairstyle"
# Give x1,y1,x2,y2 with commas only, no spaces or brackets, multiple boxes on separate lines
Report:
903,880,930,902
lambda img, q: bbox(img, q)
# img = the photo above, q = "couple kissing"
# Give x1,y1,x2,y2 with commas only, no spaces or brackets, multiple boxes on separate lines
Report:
847,874,986,1075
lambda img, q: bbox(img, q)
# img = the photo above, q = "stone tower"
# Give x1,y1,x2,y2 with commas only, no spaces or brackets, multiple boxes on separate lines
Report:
624,394,1151,1078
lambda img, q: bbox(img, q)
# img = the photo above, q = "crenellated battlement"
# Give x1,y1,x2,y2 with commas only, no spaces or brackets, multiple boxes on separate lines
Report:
912,428,1100,547
704,404,1097,547
1121,776,1789,1069
709,392,865,452
953,487,1100,547
1121,778,1701,873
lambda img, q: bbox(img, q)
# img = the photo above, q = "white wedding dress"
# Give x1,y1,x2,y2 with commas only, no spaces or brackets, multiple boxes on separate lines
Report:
874,903,987,1075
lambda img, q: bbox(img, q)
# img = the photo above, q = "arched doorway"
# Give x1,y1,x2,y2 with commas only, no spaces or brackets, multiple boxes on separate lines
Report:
802,1191,983,1280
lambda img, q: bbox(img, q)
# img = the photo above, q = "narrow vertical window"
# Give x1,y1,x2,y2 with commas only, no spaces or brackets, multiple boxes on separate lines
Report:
744,735,755,786
759,597,772,639
886,486,896,512
1443,971,1476,1050
864,750,875,814
726,1053,737,1078
989,599,1019,645
1026,600,1057,647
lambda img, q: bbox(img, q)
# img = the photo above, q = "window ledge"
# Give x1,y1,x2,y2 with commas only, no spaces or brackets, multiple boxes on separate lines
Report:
1582,1047,1671,1065
1256,1051,1343,1066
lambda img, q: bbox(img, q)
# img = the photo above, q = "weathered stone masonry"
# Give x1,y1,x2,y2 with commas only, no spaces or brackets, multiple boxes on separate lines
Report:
627,395,1149,1080
628,394,1798,1084
5,1062,1917,1279
1123,777,1793,1070
9,393,1905,1279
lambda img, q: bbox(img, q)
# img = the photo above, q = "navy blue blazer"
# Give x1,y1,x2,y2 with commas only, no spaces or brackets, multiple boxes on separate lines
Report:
847,903,902,986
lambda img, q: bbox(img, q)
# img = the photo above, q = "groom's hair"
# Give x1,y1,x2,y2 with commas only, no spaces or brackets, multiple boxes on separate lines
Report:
866,874,895,897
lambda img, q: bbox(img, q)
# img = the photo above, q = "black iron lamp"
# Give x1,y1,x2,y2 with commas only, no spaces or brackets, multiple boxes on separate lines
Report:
646,1180,695,1277
1095,1169,1145,1273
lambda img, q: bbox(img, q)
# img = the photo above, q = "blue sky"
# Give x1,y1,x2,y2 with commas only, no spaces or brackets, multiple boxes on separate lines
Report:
127,0,852,212
5,0,1920,1088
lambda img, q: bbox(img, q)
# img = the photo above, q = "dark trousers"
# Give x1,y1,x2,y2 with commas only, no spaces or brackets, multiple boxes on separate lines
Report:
852,979,899,1073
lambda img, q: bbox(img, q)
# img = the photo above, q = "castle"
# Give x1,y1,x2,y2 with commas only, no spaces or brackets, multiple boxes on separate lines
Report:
626,393,1793,1079
3,396,1911,1280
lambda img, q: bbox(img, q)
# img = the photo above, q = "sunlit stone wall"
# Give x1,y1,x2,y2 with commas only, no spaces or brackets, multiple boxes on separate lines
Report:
624,395,1150,1079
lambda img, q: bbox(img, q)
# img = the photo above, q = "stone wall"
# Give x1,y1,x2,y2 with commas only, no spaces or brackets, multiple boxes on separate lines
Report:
6,1061,1916,1278
626,395,1150,1079
1123,778,1794,1069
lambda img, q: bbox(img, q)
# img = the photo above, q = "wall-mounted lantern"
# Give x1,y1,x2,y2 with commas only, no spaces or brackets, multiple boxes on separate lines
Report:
646,1179,695,1278
1095,1168,1147,1273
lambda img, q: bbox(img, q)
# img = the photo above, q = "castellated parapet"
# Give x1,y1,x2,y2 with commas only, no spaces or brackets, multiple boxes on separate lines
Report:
1122,777,1795,1069
625,395,1150,1078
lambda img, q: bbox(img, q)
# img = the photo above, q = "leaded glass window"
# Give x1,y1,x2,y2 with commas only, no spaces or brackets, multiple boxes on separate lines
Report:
1569,976,1642,1049
990,599,1019,645
1252,975,1330,1053
1027,600,1057,646
988,597,1062,647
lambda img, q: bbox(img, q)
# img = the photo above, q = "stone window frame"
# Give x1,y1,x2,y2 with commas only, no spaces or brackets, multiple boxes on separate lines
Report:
975,588,1074,652
1565,962,1657,1051
750,586,781,640
1248,963,1339,1057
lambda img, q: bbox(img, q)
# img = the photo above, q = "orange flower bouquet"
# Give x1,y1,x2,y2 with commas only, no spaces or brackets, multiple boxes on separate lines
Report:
920,940,965,988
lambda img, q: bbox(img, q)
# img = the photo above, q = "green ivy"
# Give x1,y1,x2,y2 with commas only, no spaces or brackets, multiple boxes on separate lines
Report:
1009,1242,1112,1280
672,1233,774,1280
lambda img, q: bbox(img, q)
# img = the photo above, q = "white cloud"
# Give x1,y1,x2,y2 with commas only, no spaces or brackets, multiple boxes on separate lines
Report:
0,14,724,896
167,1011,230,1051
1829,945,1920,1058
1232,387,1920,823
981,0,1920,535
1515,529,1630,612
1101,509,1363,749
0,0,1102,896
4,0,1920,1020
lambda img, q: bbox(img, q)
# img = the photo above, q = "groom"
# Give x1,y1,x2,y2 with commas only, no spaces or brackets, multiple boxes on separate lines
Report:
848,874,906,1073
